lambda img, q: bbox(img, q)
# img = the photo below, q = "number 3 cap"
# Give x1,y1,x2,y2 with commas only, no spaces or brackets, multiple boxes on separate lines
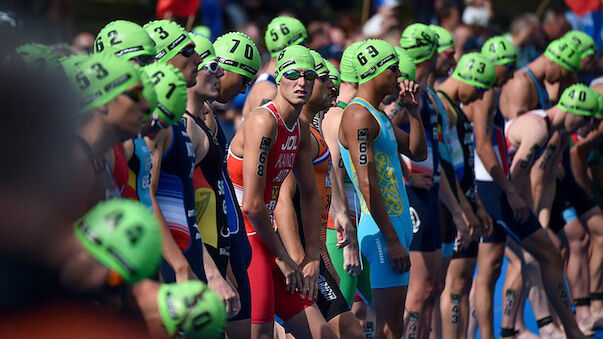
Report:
452,52,496,89
352,39,399,84
73,199,162,284
274,45,315,82
142,63,187,125
213,32,260,80
158,281,227,338
558,83,600,117
67,53,143,113
95,20,156,60
144,20,192,62
265,16,308,57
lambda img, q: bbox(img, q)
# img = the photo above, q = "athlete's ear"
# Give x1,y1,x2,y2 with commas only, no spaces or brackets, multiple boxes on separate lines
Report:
97,103,110,115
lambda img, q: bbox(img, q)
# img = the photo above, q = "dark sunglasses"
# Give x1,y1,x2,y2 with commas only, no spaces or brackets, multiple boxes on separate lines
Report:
387,63,399,72
202,60,221,74
475,86,487,96
178,44,196,58
283,69,318,81
123,87,144,103
130,54,155,66
317,73,330,82
151,118,169,131
506,62,516,73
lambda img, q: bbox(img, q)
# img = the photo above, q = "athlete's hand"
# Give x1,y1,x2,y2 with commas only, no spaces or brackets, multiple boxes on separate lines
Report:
506,189,530,224
408,172,434,190
399,80,421,112
343,239,362,276
475,204,493,237
452,210,471,249
463,207,481,239
300,257,320,301
387,240,411,273
207,273,241,318
276,256,304,294
335,213,355,248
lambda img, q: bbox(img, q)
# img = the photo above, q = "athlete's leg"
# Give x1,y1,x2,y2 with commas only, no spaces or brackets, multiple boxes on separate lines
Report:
580,207,603,321
326,311,364,339
473,242,505,339
501,244,522,338
283,305,337,339
247,235,276,339
440,256,476,339
326,227,359,305
520,228,587,338
467,282,478,339
405,250,442,339
373,286,408,339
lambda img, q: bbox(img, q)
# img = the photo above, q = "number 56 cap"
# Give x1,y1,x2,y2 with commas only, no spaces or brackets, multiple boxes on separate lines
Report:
265,16,307,57
74,198,161,284
66,53,143,113
213,32,260,80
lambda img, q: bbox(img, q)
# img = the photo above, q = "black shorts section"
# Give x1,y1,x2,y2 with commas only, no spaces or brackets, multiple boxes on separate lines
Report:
229,229,252,321
316,259,350,321
477,181,540,243
206,244,229,278
452,240,479,259
408,185,442,251
550,181,575,233
440,203,457,244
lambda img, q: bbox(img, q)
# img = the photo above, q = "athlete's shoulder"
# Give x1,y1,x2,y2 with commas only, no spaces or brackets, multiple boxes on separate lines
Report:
245,106,278,132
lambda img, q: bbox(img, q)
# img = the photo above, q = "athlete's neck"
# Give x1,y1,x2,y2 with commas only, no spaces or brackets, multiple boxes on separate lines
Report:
437,77,461,105
416,63,435,88
526,56,547,84
186,89,210,118
78,114,122,158
546,106,564,129
300,105,318,124
337,82,358,103
356,83,387,111
272,95,302,127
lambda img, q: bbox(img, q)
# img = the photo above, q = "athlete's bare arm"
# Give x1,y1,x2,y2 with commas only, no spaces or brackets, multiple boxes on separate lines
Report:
185,115,210,165
340,104,410,273
465,90,530,223
392,81,427,161
293,121,324,301
500,75,532,120
242,81,278,118
274,171,306,262
571,126,603,197
507,116,550,209
236,108,303,292
146,128,198,282
438,165,471,247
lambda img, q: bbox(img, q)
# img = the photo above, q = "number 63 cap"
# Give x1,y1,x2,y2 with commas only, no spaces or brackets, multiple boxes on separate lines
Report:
452,52,496,89
67,53,144,113
158,281,227,338
73,198,162,284
214,32,261,80
352,39,399,84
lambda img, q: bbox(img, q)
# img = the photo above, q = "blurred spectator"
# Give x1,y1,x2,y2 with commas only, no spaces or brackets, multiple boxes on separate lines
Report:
156,0,200,30
308,21,332,50
462,0,491,27
436,2,461,33
541,8,571,41
362,0,401,38
382,25,403,46
508,13,546,67
414,0,436,24
564,0,602,50
71,32,94,54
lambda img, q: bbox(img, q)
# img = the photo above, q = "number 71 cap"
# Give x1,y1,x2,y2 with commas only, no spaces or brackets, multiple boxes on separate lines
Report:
214,32,261,80
73,198,161,284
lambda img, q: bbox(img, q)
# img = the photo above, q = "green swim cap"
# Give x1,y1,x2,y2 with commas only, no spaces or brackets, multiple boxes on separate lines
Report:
340,41,364,83
69,53,143,113
74,198,161,284
544,39,581,73
558,83,599,117
158,281,227,338
309,50,327,74
143,63,187,125
352,39,398,84
189,34,217,69
324,59,341,86
481,36,517,66
452,52,496,89
95,20,156,61
144,20,192,62
191,25,212,40
394,47,416,81
265,16,307,57
213,32,260,80
563,30,596,60
60,54,89,79
15,43,61,72
429,25,454,53
274,45,315,82
400,23,437,64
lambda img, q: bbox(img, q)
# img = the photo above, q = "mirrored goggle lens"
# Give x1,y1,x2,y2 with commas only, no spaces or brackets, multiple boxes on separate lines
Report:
179,44,195,57
283,69,318,81
202,60,221,74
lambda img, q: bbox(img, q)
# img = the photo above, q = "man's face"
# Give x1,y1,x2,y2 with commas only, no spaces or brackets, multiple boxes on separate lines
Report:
436,49,456,77
168,43,202,87
195,59,224,101
374,63,400,97
564,113,589,134
545,60,570,83
107,84,150,139
579,55,597,74
278,69,315,105
308,72,334,111
217,70,250,103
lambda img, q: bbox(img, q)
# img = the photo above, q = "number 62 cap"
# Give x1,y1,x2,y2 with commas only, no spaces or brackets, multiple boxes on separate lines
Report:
352,39,399,84
213,32,261,80
95,20,156,60
144,20,192,62
73,198,162,284
67,53,143,113
452,52,496,89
